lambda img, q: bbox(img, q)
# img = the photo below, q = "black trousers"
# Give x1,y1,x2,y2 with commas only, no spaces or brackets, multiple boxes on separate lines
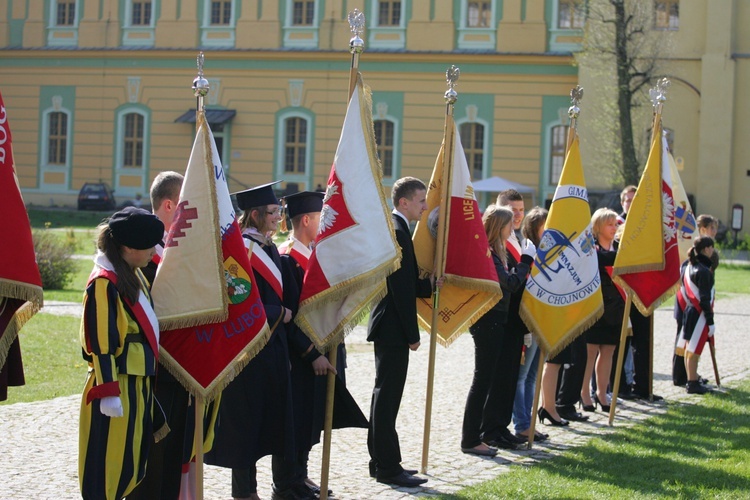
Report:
556,335,588,411
461,314,505,448
127,369,190,500
481,323,524,442
630,310,653,395
367,342,409,478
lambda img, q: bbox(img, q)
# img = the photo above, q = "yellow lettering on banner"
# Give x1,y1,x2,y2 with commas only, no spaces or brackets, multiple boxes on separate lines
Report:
462,198,474,221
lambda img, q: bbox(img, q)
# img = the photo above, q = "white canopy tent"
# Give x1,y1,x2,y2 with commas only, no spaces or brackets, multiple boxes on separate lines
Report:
472,176,536,206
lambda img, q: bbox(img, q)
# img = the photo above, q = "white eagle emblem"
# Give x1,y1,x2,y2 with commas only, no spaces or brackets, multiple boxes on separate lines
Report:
662,190,676,242
319,182,340,235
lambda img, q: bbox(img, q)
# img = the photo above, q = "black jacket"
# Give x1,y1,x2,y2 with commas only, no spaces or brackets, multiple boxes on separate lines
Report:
367,214,433,346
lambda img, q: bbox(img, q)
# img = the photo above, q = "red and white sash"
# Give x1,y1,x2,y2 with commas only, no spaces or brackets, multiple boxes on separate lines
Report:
505,232,522,264
243,234,283,300
279,237,311,272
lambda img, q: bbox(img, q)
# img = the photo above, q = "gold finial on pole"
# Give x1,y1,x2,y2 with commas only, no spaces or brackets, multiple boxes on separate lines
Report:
445,65,459,115
565,85,583,151
193,51,210,117
346,9,365,101
649,77,670,115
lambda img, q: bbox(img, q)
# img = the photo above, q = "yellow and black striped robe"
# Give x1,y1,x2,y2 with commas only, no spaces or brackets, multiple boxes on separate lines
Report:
78,264,158,500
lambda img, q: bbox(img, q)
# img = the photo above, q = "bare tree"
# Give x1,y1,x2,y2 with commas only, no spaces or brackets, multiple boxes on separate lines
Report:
577,0,668,186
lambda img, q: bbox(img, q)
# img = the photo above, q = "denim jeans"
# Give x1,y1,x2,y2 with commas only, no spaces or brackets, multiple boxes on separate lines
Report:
512,338,540,433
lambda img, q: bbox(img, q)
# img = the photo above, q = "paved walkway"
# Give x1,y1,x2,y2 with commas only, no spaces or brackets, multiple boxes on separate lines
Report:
3,295,749,499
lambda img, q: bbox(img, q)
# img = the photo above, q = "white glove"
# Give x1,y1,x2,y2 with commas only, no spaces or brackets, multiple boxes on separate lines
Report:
523,333,533,348
522,239,537,259
100,396,124,418
708,325,716,337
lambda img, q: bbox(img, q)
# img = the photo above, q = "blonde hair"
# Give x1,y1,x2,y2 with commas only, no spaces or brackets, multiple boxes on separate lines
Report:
483,204,514,266
591,208,618,240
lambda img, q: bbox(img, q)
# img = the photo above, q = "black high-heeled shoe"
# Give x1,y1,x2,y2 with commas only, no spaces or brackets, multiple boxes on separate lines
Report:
579,398,596,412
594,394,611,412
537,407,569,427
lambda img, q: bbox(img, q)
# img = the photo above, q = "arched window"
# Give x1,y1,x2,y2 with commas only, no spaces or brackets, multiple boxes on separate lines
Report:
284,117,308,174
123,112,145,168
47,112,68,165
373,119,395,177
549,124,569,185
460,122,485,181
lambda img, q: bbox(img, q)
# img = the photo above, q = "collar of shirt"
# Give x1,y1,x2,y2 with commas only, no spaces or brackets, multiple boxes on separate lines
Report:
392,209,409,229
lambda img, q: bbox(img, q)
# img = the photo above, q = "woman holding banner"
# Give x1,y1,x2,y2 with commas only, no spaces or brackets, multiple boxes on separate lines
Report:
580,208,624,412
461,205,535,455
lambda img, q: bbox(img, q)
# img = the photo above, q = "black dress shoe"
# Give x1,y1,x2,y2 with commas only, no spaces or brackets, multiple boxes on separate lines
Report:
557,408,590,422
501,427,528,445
303,477,332,497
486,435,520,450
633,392,664,401
403,468,418,475
271,483,317,500
369,462,418,478
376,471,427,487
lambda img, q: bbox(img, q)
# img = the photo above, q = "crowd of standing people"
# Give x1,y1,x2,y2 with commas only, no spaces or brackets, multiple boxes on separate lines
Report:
76,177,720,499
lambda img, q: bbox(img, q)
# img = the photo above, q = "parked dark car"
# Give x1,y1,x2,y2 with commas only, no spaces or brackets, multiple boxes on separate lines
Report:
78,182,116,211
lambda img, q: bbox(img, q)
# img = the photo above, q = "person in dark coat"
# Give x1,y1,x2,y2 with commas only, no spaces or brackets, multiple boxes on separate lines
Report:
204,181,295,500
367,177,435,488
580,209,625,412
275,191,367,499
461,205,534,457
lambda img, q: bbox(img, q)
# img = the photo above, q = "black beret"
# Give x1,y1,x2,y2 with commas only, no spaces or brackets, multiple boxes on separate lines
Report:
233,181,282,211
108,207,164,250
284,190,324,219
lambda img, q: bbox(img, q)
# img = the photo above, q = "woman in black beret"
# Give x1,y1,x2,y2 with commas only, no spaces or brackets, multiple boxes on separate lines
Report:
78,207,164,500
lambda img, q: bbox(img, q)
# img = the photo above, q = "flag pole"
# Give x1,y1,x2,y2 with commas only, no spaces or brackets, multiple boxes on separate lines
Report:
709,339,721,387
420,65,459,474
319,11,365,500
609,290,632,426
525,350,546,449
191,51,209,500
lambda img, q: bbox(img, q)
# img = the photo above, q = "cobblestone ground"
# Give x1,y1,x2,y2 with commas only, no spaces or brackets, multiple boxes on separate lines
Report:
2,295,749,499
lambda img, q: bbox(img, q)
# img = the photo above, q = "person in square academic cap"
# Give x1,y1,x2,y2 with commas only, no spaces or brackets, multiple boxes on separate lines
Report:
78,207,165,500
204,181,298,500
275,191,368,499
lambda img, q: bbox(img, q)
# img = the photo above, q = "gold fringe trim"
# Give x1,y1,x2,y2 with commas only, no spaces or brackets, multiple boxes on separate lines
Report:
153,422,171,444
158,309,229,333
157,321,272,403
420,292,502,348
612,261,665,276
0,279,44,307
0,299,42,369
520,302,604,358
617,279,680,317
444,274,502,296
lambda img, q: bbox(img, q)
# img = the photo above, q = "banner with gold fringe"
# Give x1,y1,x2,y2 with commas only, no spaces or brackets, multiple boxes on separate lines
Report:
613,117,681,315
151,113,270,401
412,119,502,347
296,74,401,351
0,90,43,400
519,136,603,356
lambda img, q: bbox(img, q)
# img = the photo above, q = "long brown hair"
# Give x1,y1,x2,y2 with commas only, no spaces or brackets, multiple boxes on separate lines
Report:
483,204,513,267
522,206,548,247
96,222,141,304
688,236,714,265
238,204,276,237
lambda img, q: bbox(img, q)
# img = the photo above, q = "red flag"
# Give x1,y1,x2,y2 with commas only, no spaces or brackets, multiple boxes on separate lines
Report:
0,90,43,400
151,113,270,401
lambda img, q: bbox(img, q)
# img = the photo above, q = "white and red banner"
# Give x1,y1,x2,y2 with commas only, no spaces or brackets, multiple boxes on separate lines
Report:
296,74,400,350
0,90,43,399
152,113,270,401
613,117,681,315
412,120,502,347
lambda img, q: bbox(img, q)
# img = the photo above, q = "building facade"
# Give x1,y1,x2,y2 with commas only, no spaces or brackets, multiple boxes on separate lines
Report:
0,0,747,232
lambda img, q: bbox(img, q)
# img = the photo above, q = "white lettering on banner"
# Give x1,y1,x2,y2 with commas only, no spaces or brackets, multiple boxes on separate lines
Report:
0,105,7,165
553,184,588,203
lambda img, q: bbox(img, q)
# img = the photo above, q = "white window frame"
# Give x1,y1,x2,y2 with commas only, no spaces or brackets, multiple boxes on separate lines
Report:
373,116,400,181
549,0,585,52
283,0,320,48
368,0,406,49
39,106,72,190
114,107,149,197
201,0,237,47
47,0,81,47
457,0,496,50
456,117,490,181
276,110,313,188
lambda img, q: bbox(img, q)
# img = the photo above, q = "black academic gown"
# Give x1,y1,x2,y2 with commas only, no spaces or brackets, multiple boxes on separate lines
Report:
204,233,295,469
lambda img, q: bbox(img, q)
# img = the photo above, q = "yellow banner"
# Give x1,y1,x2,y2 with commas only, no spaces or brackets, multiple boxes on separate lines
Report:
520,137,603,356
613,119,665,275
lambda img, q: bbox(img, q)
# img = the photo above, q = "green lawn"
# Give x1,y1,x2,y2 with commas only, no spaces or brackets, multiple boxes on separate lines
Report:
445,380,750,499
1,313,85,404
27,207,110,229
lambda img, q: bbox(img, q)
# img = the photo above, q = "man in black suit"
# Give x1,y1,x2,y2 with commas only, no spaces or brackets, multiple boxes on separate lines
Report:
367,177,434,488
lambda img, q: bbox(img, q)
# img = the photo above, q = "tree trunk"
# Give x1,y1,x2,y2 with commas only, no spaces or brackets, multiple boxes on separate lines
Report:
612,0,640,185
